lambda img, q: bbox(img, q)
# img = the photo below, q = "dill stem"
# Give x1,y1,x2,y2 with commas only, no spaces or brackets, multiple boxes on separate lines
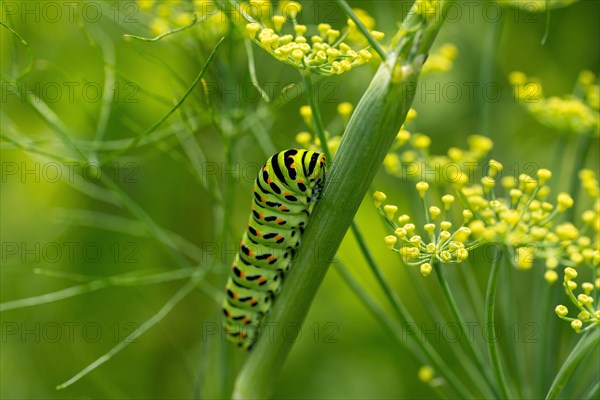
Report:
536,279,554,397
545,329,600,400
485,246,513,399
434,264,499,398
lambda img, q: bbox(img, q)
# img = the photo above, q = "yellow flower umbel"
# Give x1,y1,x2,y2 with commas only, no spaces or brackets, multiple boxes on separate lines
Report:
555,267,599,333
377,143,600,281
244,4,382,75
374,185,481,276
510,70,600,137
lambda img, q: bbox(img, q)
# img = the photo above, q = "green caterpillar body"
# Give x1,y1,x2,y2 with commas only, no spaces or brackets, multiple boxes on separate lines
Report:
222,148,326,349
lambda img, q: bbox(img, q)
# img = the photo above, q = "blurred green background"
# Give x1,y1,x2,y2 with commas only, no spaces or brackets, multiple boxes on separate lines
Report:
1,1,599,399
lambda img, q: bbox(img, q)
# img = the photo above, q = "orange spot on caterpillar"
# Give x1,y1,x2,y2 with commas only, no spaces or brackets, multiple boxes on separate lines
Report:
284,191,290,196
249,298,258,305
256,230,261,237
242,317,251,324
267,255,275,262
279,206,288,211
258,277,266,283
275,235,283,241
267,178,273,184
240,270,246,278
260,196,266,203
297,178,304,183
275,218,283,224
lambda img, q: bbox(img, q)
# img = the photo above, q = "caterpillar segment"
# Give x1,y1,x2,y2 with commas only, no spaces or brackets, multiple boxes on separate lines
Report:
222,149,326,350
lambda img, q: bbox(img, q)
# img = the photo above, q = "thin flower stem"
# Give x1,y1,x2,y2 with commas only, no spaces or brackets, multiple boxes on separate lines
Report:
501,258,526,398
485,246,513,399
434,264,499,398
536,279,555,397
545,329,600,400
333,0,387,61
301,72,331,161
350,221,474,399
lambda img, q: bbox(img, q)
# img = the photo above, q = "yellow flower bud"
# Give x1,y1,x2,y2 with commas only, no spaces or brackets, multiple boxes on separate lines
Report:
384,205,398,221
488,160,503,177
441,195,455,209
295,131,312,146
564,267,578,280
571,319,583,333
557,193,574,211
420,263,432,277
416,181,429,197
440,221,452,231
384,235,397,250
294,24,307,36
456,248,469,262
394,228,407,239
373,191,387,208
418,366,434,382
412,134,431,149
537,168,552,185
272,15,286,31
398,214,410,225
555,305,569,317
567,280,577,290
582,282,594,294
337,102,353,118
578,310,590,321
429,206,441,219
463,210,474,223
544,270,558,284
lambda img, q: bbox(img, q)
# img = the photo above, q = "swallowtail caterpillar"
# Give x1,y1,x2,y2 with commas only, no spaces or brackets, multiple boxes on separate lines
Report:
222,148,326,349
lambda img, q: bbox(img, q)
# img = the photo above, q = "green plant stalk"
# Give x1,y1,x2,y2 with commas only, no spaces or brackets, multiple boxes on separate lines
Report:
233,2,455,397
485,247,513,399
536,279,555,397
434,264,499,398
545,329,600,400
305,68,477,392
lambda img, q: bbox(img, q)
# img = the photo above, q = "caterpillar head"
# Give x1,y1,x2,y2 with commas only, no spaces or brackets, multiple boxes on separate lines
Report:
305,151,326,203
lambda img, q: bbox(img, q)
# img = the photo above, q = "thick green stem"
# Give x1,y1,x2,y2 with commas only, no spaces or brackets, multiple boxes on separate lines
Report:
545,329,600,400
485,246,513,399
233,3,454,397
434,265,499,398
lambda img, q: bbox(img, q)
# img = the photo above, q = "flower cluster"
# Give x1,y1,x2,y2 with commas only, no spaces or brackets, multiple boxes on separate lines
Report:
138,0,228,39
555,267,599,333
384,116,494,185
244,3,383,75
510,70,599,137
375,184,480,276
295,102,353,156
376,155,600,280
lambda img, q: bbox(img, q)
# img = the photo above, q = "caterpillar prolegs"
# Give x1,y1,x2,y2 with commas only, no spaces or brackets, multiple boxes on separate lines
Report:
222,149,326,349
